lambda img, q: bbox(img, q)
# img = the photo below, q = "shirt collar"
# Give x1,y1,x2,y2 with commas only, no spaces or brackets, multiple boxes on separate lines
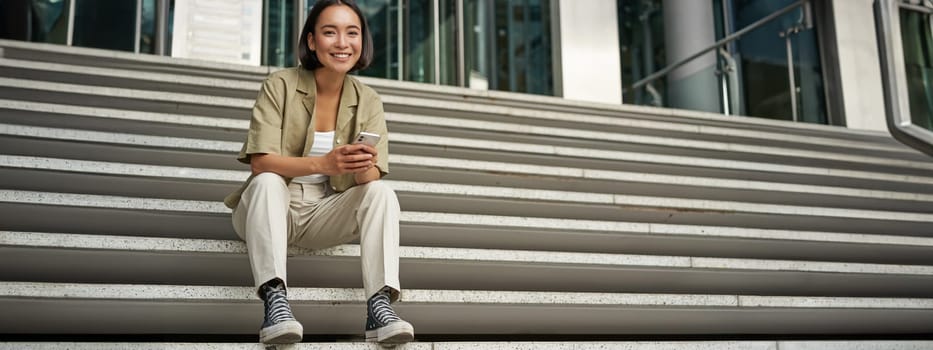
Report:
296,67,360,108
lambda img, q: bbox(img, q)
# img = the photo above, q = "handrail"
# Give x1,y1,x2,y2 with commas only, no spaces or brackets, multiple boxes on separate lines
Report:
626,0,807,92
875,0,933,157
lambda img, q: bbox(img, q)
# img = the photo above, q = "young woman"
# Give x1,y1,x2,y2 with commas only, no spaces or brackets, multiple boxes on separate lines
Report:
224,0,413,345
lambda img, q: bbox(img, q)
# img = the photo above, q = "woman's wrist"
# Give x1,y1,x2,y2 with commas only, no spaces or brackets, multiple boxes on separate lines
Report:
308,156,329,176
354,166,380,184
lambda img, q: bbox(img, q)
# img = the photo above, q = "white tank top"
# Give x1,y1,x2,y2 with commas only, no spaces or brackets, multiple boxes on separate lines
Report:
291,131,335,184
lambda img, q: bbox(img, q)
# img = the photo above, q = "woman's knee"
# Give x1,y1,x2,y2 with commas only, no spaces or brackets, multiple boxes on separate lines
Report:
360,180,398,201
246,172,287,194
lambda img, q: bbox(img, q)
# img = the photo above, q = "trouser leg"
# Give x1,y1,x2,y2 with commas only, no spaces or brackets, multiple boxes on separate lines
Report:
232,172,291,292
292,180,402,301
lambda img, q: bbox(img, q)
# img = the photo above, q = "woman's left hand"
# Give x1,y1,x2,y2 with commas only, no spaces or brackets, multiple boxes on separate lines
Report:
352,145,381,184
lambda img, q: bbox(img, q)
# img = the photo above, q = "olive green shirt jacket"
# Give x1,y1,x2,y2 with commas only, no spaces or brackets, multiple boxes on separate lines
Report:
223,67,390,209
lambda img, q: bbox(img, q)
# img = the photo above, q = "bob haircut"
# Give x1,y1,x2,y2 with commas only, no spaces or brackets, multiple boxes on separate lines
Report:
298,0,373,72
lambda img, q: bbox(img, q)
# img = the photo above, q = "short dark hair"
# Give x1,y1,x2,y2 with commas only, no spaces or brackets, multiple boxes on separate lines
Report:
298,0,373,71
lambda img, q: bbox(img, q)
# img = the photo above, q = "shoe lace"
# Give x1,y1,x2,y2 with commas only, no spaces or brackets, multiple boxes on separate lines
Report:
263,282,295,324
370,293,400,325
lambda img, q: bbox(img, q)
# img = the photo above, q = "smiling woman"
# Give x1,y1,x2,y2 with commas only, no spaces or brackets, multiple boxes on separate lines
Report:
299,0,373,73
223,0,413,346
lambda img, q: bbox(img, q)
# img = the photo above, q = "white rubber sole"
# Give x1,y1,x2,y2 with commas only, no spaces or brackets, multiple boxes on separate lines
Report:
260,320,304,344
365,320,415,344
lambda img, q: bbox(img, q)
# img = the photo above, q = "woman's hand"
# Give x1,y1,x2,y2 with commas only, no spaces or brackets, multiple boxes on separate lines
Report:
249,144,377,178
350,144,381,184
319,144,376,176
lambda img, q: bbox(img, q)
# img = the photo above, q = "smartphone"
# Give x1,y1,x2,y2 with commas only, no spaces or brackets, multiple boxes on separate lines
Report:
353,131,381,147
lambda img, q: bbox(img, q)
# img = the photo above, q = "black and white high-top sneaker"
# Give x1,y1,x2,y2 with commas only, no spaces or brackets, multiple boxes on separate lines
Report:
259,279,303,344
365,289,414,344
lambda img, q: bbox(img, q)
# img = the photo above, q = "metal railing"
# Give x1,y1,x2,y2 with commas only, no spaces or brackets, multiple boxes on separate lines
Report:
875,0,933,157
625,0,810,118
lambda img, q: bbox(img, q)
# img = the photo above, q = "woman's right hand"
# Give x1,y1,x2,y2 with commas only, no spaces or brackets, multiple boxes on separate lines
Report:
318,144,375,175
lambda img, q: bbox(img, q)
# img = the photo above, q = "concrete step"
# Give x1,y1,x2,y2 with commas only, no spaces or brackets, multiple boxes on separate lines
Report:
3,282,933,335
0,57,259,99
3,231,933,297
2,38,932,341
2,98,931,195
6,342,933,350
3,161,930,223
3,153,933,215
2,77,930,175
2,100,930,195
0,58,922,164
4,166,933,237
3,120,933,196
3,130,930,201
0,38,911,150
6,152,933,208
0,39,272,81
2,189,933,264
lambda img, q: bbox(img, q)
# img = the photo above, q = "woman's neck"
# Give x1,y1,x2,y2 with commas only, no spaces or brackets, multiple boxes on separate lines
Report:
313,69,346,96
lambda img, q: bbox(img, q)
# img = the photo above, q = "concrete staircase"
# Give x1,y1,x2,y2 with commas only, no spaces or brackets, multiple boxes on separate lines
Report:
1,39,933,349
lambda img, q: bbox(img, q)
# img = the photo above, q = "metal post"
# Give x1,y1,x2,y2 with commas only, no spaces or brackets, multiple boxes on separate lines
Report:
297,0,307,34
782,28,798,122
135,0,142,53
398,0,404,80
718,0,731,115
262,0,270,66
155,0,168,55
433,0,441,84
640,2,657,104
279,0,287,66
719,46,730,115
456,0,465,87
66,0,75,46
485,0,496,90
507,2,515,91
549,0,562,97
296,0,307,66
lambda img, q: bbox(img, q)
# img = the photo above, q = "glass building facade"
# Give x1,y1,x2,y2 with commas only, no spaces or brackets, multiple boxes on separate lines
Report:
619,0,828,124
0,0,867,128
899,6,933,133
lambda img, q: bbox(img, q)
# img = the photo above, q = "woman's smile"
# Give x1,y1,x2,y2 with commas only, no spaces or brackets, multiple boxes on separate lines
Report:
308,4,363,74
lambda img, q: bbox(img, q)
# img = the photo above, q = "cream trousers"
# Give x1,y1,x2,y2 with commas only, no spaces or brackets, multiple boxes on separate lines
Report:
232,172,401,300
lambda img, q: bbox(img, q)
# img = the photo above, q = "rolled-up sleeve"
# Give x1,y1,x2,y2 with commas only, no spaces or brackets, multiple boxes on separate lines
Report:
237,77,285,163
362,95,390,177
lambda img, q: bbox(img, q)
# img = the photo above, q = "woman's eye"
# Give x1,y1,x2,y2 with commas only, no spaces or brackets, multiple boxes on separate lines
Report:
348,31,359,36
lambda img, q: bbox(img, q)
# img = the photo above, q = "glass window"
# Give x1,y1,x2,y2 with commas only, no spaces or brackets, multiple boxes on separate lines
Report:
166,0,175,53
898,8,933,132
0,0,70,44
464,0,553,95
619,0,828,124
139,0,156,54
404,0,435,83
357,0,400,80
618,0,666,106
323,0,553,95
725,0,827,124
72,0,137,51
438,0,457,86
463,0,488,89
263,0,296,67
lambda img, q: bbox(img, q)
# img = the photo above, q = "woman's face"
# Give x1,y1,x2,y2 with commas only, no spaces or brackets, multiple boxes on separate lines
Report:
307,4,363,75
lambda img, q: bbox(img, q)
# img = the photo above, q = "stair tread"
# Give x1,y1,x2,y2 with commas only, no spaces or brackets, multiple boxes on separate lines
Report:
3,231,932,275
3,122,933,187
4,341,933,350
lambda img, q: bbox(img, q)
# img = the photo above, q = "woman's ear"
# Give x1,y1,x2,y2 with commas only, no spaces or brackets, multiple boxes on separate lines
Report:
307,32,315,51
